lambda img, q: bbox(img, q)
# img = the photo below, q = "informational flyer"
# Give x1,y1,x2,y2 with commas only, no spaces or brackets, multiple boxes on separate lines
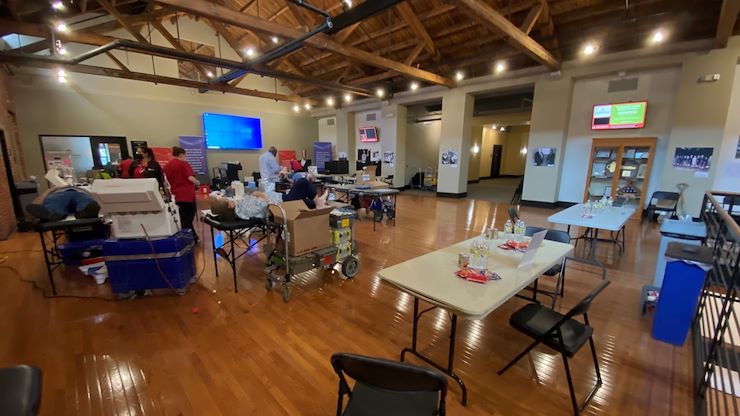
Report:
313,142,332,170
178,136,208,175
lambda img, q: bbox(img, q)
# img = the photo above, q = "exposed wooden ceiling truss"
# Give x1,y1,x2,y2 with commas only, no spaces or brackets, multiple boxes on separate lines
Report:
0,0,735,105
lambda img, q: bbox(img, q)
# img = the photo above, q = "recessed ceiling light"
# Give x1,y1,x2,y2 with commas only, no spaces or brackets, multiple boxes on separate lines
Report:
583,43,596,56
271,36,279,44
495,62,506,73
409,81,419,91
292,104,300,112
245,47,255,57
303,103,311,110
55,22,68,32
455,71,464,81
651,30,665,44
51,1,64,11
57,69,66,77
376,88,385,98
343,93,352,103
206,71,214,78
326,97,335,107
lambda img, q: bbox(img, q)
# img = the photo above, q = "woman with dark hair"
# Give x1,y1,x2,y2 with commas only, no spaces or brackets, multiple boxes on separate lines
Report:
129,146,163,187
163,146,200,241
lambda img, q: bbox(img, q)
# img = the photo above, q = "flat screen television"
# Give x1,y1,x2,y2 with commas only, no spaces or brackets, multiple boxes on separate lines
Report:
203,112,263,150
591,101,647,130
359,126,378,142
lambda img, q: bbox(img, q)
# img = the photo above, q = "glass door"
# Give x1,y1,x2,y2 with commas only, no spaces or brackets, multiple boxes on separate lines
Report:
90,136,128,168
616,145,651,210
587,145,620,201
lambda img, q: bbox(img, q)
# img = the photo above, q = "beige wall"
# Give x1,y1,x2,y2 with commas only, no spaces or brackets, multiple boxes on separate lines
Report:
317,116,337,150
713,64,740,192
406,120,441,181
477,124,529,178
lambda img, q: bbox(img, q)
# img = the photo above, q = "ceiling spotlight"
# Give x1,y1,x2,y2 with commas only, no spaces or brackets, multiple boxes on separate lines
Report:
409,81,419,91
303,103,311,110
51,1,65,10
455,71,464,81
57,69,66,77
206,71,214,78
343,0,352,8
376,88,385,98
326,97,335,107
495,62,506,73
271,36,279,44
57,76,67,84
292,104,300,113
651,30,665,44
583,43,596,56
499,126,505,132
55,22,68,32
343,93,352,103
245,47,255,57
492,124,497,129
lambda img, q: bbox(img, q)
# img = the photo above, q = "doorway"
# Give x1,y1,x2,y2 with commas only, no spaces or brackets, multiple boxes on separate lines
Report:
490,144,503,178
91,136,129,167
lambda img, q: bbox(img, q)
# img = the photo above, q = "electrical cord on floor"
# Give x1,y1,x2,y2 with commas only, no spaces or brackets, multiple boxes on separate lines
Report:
0,263,119,302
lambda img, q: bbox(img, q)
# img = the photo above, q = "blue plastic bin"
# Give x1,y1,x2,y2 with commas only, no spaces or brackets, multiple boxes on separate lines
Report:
103,230,195,294
652,242,713,346
58,238,106,265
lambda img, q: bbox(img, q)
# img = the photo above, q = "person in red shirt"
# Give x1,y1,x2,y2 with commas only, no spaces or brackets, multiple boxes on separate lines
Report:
118,156,133,178
163,146,199,241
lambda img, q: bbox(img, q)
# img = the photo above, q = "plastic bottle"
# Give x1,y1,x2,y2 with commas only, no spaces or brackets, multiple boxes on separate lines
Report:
504,219,513,234
514,219,525,237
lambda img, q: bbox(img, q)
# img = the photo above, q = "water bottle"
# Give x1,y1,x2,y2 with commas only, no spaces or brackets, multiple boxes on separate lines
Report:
514,219,525,237
504,219,513,234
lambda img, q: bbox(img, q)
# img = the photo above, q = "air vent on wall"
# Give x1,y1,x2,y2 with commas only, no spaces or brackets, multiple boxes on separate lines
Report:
366,112,377,121
327,118,335,126
608,77,639,93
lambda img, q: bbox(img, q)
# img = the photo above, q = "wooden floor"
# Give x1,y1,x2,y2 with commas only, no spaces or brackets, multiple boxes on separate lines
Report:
0,194,693,415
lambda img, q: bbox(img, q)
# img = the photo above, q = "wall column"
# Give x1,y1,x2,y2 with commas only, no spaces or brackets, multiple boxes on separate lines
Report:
335,109,355,168
380,103,407,187
521,76,574,204
437,89,474,196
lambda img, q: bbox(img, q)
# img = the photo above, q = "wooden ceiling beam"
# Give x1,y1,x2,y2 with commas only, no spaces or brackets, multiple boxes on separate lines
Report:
520,3,543,36
96,0,150,43
715,0,740,47
0,19,116,46
150,19,211,79
396,3,438,57
0,55,314,104
105,51,131,72
154,0,455,87
334,22,361,43
457,0,560,70
239,0,258,13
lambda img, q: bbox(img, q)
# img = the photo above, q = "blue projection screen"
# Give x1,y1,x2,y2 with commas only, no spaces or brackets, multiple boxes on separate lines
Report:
203,113,263,150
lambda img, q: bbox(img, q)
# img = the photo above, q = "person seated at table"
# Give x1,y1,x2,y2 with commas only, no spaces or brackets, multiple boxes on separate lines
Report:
283,172,329,209
26,186,101,222
289,159,305,172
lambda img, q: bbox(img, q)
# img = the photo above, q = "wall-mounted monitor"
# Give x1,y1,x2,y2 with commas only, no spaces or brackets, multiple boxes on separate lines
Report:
359,126,379,142
203,112,263,150
591,101,647,130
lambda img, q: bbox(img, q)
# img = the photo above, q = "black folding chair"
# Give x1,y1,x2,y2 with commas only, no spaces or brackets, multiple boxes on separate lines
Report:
0,365,42,416
519,226,570,307
498,281,611,416
331,352,447,416
644,191,679,222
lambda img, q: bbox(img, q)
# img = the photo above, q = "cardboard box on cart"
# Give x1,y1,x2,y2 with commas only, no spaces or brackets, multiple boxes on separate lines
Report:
269,200,334,256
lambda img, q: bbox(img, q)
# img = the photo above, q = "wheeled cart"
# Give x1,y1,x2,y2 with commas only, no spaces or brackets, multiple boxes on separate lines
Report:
263,204,360,302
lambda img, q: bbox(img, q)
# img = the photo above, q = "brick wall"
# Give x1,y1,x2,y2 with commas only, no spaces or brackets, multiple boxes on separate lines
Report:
0,68,25,240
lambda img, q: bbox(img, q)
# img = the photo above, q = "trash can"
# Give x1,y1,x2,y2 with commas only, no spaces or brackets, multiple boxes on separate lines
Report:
653,219,706,287
651,242,713,346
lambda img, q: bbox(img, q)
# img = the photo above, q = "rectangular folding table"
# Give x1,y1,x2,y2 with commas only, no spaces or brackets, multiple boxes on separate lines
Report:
379,236,573,405
326,184,399,231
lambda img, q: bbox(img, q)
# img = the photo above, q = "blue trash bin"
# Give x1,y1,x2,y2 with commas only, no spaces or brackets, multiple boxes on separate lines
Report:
652,242,713,346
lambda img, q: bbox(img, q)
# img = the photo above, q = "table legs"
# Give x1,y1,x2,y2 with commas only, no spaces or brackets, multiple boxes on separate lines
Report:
400,297,468,405
38,230,58,296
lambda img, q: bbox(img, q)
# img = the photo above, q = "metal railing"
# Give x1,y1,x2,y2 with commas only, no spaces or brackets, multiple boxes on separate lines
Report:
694,192,740,416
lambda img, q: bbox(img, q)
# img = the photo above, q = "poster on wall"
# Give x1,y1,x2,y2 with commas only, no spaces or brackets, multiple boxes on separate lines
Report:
358,148,371,164
150,147,174,168
383,151,395,166
441,149,459,167
130,140,148,156
371,150,381,163
313,142,333,170
672,147,713,172
178,136,208,175
532,147,556,167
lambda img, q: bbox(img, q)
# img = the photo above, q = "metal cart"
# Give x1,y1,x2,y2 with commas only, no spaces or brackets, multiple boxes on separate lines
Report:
263,204,360,302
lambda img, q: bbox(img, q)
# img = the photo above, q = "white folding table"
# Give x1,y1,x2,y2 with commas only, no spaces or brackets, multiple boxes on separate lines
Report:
547,204,635,269
379,236,574,405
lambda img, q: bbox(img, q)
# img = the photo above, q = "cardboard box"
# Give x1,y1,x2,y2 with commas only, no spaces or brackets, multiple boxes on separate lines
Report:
270,200,333,256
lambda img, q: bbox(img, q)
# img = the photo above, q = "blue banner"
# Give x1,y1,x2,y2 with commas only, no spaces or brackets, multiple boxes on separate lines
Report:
314,141,333,170
178,136,208,175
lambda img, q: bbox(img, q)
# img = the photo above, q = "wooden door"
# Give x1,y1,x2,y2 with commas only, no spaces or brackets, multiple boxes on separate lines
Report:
491,145,503,178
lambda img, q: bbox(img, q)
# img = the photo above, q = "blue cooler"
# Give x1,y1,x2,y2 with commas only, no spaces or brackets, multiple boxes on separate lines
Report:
103,230,195,294
652,242,713,346
653,219,706,287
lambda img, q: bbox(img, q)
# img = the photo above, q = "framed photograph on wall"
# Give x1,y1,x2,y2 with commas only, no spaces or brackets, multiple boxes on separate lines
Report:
532,147,556,167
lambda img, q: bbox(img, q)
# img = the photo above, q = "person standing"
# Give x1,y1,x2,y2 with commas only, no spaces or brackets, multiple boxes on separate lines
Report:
119,155,133,178
258,146,284,191
129,147,164,188
163,146,200,241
